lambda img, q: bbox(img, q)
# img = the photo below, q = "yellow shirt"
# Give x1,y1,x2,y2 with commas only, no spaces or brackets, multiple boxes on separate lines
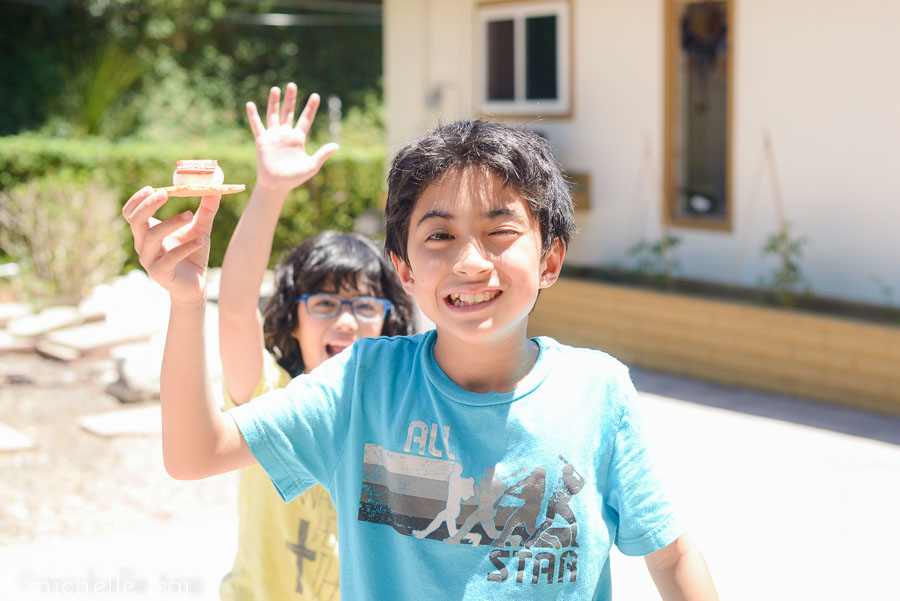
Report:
220,351,340,601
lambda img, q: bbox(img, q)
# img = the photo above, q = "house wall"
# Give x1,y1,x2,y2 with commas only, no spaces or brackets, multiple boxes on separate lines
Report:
384,0,900,307
528,278,900,416
385,0,476,149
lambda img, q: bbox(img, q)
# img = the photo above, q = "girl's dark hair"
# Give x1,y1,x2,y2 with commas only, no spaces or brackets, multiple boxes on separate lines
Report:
384,120,577,266
263,230,415,376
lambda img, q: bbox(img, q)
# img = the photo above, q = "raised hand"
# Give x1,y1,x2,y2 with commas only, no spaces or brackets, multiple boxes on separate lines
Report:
246,82,340,196
122,186,221,306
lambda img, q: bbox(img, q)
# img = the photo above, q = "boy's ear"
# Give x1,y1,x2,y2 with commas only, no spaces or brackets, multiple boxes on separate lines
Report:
390,252,416,295
539,239,565,289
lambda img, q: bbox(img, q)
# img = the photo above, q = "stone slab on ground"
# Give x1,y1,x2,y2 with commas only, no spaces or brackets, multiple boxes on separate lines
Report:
104,380,156,404
108,339,164,403
0,303,31,328
7,306,86,338
33,339,82,362
0,330,35,353
0,421,35,451
43,321,159,352
104,301,223,405
78,405,162,437
35,321,160,362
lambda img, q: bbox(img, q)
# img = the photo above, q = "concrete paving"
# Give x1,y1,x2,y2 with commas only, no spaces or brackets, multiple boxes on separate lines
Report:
1,366,898,600
0,420,35,451
0,518,238,601
78,406,163,437
613,368,900,601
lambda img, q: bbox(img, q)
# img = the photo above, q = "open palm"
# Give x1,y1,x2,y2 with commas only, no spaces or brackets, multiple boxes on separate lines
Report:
247,83,339,194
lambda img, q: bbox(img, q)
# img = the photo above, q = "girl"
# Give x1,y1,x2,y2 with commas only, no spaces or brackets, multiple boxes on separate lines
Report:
217,83,414,601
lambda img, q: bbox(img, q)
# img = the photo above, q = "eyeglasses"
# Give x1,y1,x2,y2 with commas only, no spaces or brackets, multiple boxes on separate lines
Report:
297,293,392,322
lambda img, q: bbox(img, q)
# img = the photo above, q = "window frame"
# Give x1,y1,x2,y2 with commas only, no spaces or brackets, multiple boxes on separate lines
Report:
476,0,572,118
663,0,735,232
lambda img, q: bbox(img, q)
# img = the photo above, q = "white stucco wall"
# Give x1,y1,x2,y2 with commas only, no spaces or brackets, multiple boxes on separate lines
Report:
385,0,900,306
385,0,476,150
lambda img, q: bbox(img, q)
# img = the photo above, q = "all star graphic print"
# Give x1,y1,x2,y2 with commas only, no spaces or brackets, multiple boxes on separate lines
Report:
357,420,585,585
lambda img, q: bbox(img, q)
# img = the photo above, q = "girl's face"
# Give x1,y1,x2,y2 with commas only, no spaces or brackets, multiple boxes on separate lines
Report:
291,279,386,372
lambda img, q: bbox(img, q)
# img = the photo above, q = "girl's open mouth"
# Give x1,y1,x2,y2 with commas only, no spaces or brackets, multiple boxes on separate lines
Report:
325,344,348,358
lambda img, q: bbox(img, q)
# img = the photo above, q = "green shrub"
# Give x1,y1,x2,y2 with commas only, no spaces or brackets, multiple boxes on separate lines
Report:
628,232,682,289
0,134,386,272
759,221,810,309
0,172,127,304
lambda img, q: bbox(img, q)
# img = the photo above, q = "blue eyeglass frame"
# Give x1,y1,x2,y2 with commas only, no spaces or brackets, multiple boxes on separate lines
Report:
296,293,392,321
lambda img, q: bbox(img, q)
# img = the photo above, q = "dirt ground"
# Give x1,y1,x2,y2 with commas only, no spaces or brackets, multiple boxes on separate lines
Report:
0,352,238,547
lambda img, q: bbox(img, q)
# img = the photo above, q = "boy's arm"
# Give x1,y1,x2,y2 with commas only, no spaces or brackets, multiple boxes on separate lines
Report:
123,187,256,479
219,82,338,404
645,534,718,601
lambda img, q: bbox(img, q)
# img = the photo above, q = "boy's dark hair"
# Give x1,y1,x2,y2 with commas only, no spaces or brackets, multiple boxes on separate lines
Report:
263,230,415,377
384,120,577,265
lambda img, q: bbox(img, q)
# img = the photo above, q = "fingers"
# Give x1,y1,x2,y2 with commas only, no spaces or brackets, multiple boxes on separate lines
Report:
139,210,194,265
124,188,168,226
151,236,205,278
280,82,297,127
266,86,281,129
123,188,169,251
311,142,340,170
193,195,222,235
295,93,321,135
122,186,155,218
249,83,315,136
246,102,264,139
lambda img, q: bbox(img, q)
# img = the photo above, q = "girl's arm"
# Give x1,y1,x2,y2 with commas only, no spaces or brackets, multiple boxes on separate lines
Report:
123,187,256,479
644,534,718,601
219,83,338,404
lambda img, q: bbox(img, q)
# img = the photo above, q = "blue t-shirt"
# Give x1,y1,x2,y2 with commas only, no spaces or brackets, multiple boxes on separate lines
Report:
230,331,681,600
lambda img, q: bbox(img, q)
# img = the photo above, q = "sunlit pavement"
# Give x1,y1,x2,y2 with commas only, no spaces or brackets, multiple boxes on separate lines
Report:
2,368,898,600
0,517,239,601
614,368,900,601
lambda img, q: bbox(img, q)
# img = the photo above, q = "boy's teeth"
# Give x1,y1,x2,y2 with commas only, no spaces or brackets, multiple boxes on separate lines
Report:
450,291,498,306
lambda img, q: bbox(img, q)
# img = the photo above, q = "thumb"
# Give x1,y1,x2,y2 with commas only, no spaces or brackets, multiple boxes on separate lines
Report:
194,195,221,235
312,143,340,170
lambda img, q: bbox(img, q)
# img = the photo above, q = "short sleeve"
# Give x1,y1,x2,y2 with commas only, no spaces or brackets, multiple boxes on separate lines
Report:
604,379,682,556
228,347,356,502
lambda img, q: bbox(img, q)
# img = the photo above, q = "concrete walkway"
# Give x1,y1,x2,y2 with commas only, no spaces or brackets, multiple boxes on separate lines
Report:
0,518,238,601
2,368,898,600
614,368,900,601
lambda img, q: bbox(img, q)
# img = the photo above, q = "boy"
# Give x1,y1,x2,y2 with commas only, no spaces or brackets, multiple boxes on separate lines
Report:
123,119,717,600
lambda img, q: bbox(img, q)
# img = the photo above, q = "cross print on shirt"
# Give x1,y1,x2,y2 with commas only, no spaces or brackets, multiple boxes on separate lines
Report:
286,519,317,593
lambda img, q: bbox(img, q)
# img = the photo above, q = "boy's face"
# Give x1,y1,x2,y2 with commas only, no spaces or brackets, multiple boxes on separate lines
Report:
392,167,564,348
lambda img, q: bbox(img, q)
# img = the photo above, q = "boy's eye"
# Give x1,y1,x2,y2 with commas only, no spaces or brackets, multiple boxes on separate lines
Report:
426,232,453,241
488,228,522,240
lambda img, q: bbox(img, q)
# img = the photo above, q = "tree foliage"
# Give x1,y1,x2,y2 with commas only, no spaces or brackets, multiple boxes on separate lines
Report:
0,0,383,140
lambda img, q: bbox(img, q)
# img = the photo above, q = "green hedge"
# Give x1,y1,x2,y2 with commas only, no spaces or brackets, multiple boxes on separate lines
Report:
0,134,386,270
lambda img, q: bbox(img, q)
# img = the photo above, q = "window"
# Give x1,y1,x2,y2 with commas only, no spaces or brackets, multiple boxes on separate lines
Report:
664,0,733,230
478,1,571,116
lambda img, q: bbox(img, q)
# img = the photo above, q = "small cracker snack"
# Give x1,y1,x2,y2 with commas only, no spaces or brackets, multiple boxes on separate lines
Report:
157,160,245,197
